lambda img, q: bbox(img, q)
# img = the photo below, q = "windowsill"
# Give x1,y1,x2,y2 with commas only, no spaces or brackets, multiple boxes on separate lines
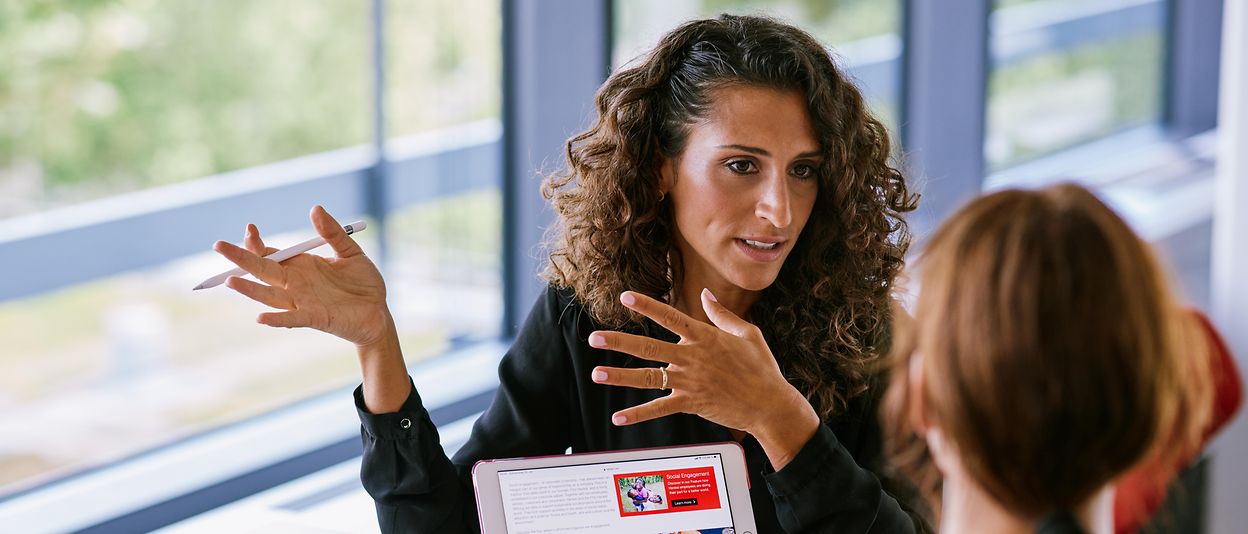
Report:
985,125,1219,242
0,340,507,533
153,416,484,533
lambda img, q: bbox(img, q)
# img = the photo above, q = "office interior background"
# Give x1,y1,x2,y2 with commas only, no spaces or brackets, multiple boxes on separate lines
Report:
1,0,1246,532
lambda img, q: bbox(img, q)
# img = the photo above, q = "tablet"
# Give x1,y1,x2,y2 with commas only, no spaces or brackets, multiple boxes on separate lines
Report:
472,442,757,534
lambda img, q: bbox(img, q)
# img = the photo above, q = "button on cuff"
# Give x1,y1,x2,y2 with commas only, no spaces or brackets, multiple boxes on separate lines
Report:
353,381,425,440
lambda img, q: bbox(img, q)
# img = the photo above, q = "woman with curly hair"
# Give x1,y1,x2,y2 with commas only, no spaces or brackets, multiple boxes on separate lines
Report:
213,14,923,533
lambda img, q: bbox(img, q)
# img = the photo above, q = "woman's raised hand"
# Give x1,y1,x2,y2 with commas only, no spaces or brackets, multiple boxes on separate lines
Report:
213,205,394,348
588,290,820,466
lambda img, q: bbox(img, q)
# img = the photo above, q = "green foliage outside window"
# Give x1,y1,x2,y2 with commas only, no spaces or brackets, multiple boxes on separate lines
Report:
0,0,499,219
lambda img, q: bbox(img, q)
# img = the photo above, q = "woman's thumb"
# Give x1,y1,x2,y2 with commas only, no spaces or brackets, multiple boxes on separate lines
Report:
700,288,753,337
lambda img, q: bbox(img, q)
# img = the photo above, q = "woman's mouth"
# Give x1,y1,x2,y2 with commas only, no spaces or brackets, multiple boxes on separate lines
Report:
742,239,778,250
734,237,786,261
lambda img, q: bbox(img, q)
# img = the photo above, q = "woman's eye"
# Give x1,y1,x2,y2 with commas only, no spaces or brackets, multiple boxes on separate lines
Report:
791,164,816,179
727,160,756,174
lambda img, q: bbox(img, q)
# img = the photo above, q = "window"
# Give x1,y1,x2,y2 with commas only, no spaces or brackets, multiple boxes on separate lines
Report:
0,0,502,503
2,1,1227,530
612,0,903,132
384,0,504,342
0,1,370,220
986,0,1168,171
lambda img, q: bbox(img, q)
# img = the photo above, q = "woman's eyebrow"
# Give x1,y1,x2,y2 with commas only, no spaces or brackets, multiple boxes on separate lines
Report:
716,144,822,159
717,144,769,155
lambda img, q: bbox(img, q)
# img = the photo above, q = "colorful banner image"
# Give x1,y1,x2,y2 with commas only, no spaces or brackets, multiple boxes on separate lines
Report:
613,467,722,517
618,474,668,513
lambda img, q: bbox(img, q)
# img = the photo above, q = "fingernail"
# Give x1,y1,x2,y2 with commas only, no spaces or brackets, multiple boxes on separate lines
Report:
612,414,628,425
620,292,636,306
703,288,717,302
592,369,608,382
588,333,607,348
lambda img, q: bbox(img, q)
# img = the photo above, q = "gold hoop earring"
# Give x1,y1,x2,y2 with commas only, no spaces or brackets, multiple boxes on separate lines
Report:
658,191,667,201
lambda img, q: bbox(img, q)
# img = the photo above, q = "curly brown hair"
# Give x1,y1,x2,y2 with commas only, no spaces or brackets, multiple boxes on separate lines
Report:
542,14,917,419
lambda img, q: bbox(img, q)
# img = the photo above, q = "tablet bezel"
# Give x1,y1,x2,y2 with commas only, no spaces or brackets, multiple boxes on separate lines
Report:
472,441,756,533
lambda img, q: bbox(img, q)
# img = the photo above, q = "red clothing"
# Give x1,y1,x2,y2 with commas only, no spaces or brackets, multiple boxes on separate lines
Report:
1113,311,1244,533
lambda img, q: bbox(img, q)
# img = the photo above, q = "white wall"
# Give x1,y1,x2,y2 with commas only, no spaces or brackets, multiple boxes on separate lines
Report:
1209,0,1248,532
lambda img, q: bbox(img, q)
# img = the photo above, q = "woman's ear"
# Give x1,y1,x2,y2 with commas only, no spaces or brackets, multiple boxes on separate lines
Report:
911,351,960,475
658,157,675,198
908,351,931,437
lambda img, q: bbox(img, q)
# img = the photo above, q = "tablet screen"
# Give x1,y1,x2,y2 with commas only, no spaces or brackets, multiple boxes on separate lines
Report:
495,452,739,533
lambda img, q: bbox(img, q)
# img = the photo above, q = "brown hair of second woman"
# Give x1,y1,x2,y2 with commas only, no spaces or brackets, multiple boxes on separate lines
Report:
883,183,1212,519
541,14,917,419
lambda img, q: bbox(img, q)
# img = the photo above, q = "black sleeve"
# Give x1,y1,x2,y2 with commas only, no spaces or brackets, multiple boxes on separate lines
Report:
355,286,575,533
764,424,930,533
764,382,934,533
356,381,468,533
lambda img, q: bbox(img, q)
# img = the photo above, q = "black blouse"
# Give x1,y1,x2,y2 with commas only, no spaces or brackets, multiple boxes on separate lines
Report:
355,285,929,533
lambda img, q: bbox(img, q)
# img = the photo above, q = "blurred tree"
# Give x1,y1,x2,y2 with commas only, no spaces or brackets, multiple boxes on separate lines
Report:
700,0,897,42
0,0,500,218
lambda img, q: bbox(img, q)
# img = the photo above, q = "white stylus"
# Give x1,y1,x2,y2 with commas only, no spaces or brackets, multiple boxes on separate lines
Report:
193,221,367,290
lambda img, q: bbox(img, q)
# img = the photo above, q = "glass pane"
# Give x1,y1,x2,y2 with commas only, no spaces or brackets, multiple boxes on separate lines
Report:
0,1,371,220
0,231,387,497
385,0,501,136
612,0,902,133
0,0,505,501
384,0,503,341
387,190,503,342
986,0,1167,171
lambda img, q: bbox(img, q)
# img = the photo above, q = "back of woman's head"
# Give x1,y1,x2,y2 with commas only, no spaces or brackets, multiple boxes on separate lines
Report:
886,183,1210,519
545,13,915,419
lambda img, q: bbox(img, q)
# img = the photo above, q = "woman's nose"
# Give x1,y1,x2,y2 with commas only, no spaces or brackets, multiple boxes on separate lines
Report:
756,173,793,228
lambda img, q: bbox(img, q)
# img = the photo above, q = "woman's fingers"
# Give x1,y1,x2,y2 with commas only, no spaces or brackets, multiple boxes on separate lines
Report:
225,276,293,310
310,205,364,259
214,240,287,287
588,330,685,364
612,395,684,426
257,310,313,329
591,366,670,390
619,291,706,340
244,224,279,256
699,288,757,338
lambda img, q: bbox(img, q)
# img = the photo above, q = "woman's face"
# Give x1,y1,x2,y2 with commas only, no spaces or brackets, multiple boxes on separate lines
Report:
661,84,820,294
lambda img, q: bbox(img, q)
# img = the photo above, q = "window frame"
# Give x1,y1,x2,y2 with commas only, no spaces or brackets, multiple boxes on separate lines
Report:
901,0,1222,227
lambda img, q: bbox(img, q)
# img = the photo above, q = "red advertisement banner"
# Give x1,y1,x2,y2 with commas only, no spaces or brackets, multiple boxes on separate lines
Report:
612,467,721,517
